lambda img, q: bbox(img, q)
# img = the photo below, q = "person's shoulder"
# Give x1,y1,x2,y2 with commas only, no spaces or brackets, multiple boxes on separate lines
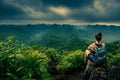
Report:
101,42,105,47
88,43,95,51
88,43,94,48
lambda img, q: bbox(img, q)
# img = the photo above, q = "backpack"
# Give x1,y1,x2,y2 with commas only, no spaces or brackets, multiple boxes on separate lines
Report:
87,43,106,65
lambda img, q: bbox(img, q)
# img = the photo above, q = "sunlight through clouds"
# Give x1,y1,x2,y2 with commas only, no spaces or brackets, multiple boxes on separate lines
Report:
94,0,106,15
22,7,45,18
0,0,120,25
50,7,70,16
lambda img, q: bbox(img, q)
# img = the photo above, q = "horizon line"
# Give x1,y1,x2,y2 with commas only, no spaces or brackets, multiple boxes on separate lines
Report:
0,23,120,27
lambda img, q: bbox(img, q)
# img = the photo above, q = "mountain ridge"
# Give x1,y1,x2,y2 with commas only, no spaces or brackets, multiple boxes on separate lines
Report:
0,24,120,43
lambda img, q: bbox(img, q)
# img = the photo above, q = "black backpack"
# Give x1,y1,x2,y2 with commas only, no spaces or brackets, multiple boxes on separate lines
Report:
87,43,106,65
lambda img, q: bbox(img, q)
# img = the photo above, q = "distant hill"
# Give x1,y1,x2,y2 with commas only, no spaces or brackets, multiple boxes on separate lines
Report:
0,24,120,50
75,25,120,42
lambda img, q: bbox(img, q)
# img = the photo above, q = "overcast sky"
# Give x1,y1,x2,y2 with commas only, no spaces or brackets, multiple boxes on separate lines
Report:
0,0,120,25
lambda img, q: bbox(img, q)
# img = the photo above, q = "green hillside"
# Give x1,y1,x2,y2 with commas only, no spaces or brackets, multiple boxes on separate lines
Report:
0,24,120,50
0,24,120,80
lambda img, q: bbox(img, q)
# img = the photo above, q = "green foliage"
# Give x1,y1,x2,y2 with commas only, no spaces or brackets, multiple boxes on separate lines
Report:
0,36,52,80
63,35,88,51
107,53,120,69
40,31,64,49
106,41,120,54
44,48,60,62
0,35,120,80
43,48,61,74
107,42,120,69
57,50,84,73
15,50,51,80
116,43,120,54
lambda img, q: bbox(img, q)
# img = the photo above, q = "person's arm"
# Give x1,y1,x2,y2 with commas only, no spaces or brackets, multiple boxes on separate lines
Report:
84,50,90,63
84,44,95,63
88,45,95,52
84,50,87,64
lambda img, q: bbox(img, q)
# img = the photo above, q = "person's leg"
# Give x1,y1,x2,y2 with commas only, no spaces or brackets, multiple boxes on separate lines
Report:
83,64,95,80
83,70,91,80
89,64,108,80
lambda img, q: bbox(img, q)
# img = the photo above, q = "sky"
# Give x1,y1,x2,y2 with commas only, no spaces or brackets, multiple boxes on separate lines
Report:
0,0,120,25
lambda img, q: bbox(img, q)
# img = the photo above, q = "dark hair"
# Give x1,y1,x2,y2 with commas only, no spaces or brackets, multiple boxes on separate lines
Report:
95,32,102,41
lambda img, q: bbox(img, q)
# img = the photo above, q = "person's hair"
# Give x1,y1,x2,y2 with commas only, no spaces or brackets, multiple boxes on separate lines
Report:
95,32,102,41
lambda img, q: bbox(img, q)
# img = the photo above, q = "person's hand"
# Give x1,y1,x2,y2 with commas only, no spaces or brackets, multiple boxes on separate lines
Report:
88,45,95,51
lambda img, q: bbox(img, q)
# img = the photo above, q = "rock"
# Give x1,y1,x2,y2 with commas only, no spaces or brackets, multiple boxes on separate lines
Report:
108,65,120,80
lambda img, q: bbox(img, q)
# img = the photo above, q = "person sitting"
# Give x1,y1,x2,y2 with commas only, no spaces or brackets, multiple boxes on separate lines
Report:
83,32,107,80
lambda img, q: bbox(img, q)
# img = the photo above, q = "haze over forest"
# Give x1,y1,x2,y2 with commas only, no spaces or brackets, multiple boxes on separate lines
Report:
0,24,120,46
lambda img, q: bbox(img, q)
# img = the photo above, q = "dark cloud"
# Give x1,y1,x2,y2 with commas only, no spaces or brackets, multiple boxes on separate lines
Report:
68,0,120,23
114,0,120,2
0,0,120,24
0,0,25,19
40,0,94,8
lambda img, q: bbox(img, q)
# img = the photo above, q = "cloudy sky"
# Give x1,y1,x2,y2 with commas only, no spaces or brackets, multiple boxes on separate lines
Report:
0,0,120,25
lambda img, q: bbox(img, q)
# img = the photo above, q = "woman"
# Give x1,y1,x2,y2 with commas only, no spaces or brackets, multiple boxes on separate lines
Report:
83,32,106,80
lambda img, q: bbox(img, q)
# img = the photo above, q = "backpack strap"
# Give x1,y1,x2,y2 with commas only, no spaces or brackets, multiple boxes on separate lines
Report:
91,42,105,52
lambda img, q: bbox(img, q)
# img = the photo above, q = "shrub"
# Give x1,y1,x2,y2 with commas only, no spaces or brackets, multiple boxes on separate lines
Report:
107,53,120,69
57,50,84,73
0,36,52,80
14,50,51,80
44,48,60,62
107,43,120,69
43,48,61,74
